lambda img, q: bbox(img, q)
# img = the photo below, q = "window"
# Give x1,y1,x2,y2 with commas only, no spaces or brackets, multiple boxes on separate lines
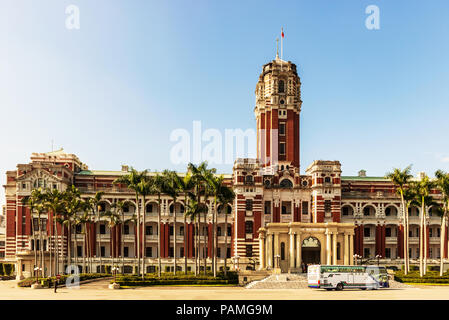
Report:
337,243,341,260
324,177,331,183
146,226,152,235
364,248,370,258
280,179,293,188
302,202,309,215
77,246,82,257
245,175,254,184
217,248,221,258
124,205,129,213
246,245,253,257
75,224,82,234
324,200,331,213
227,226,232,236
364,228,370,237
282,205,287,215
245,221,253,234
429,228,433,237
146,247,152,257
217,227,222,236
279,122,286,135
124,247,129,257
278,80,285,93
279,142,286,155
385,248,391,258
437,228,441,237
280,242,285,260
33,218,39,231
264,202,271,215
385,207,391,216
246,199,253,211
100,246,105,257
100,224,106,234
227,247,231,258
124,224,130,235
169,226,173,236
146,204,153,213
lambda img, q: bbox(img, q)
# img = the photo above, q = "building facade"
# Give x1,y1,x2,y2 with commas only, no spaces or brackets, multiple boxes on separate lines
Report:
3,55,448,277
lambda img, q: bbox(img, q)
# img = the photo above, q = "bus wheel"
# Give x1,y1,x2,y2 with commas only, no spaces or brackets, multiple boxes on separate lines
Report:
336,283,344,291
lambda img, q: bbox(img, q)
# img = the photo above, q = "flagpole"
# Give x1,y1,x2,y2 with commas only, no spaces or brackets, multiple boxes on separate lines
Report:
281,28,283,71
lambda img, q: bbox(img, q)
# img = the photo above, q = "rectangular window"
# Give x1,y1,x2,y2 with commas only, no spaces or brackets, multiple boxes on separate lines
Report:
145,247,152,257
100,246,105,257
364,248,370,258
246,245,253,257
279,122,286,135
386,248,391,258
217,227,222,236
124,247,129,257
227,248,231,258
364,228,370,237
324,200,331,213
100,224,106,234
124,225,130,235
437,228,441,238
77,246,82,257
169,247,174,257
264,201,271,214
302,202,309,215
385,228,391,237
246,199,253,211
146,226,152,235
170,226,173,236
180,226,184,236
227,226,232,236
217,248,221,258
429,228,433,237
180,247,184,257
279,142,286,155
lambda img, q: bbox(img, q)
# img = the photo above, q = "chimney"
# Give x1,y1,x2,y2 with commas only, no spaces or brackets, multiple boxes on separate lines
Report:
121,165,129,172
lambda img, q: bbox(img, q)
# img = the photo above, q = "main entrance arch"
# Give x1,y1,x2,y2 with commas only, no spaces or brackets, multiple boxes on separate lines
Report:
301,237,321,265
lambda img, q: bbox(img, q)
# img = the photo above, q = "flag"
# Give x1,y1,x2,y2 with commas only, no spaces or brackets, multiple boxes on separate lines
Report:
281,28,284,38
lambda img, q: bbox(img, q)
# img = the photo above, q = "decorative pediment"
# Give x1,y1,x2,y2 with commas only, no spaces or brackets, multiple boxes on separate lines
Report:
302,236,320,248
17,168,63,184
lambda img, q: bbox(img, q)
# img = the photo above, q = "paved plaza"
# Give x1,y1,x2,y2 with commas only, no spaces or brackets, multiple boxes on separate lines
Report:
0,279,448,300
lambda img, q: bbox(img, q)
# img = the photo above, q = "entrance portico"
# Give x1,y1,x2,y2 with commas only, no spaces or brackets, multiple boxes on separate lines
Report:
258,222,355,273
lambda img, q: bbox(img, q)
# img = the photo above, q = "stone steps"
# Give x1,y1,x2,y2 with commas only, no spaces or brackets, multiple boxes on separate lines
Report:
246,273,309,289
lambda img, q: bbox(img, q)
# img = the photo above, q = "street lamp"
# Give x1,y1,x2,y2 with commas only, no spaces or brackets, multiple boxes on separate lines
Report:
33,266,42,283
353,254,362,265
111,266,119,284
274,255,281,269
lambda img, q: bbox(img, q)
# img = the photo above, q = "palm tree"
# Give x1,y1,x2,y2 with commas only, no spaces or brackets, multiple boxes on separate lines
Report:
136,176,153,279
386,166,413,275
411,175,434,276
21,194,39,281
218,184,235,276
179,172,194,274
63,186,82,268
435,170,449,276
163,170,182,275
43,188,66,276
185,196,208,276
79,199,94,273
101,209,120,270
111,200,126,274
113,168,147,277
150,173,165,277
205,174,225,277
84,192,104,272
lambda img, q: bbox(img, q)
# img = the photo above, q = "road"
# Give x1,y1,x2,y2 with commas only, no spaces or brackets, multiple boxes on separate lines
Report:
0,279,447,300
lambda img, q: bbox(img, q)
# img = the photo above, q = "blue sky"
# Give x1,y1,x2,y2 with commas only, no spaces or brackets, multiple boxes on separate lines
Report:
1,0,449,206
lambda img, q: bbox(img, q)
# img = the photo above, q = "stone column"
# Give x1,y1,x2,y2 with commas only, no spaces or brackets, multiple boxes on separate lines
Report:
289,232,295,270
326,231,331,265
344,233,349,265
332,232,338,265
274,232,280,268
296,234,302,270
267,233,273,268
349,234,354,265
259,232,266,270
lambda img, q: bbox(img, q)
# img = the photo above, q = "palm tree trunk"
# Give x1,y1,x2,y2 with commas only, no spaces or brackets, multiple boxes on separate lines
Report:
31,215,37,280
98,212,102,273
121,212,125,274
184,199,188,275
49,213,53,277
203,211,207,275
440,215,446,276
195,219,199,276
157,195,162,277
402,199,408,275
405,205,410,273
213,199,217,277
224,206,229,277
420,200,424,277
174,199,177,275
136,194,141,277
142,196,146,279
424,209,427,275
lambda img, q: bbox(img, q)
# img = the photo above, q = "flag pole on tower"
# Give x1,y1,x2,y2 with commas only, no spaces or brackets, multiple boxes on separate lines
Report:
281,28,284,61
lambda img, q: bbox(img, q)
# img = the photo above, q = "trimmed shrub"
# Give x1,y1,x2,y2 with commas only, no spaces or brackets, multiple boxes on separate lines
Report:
3,264,14,276
18,273,110,287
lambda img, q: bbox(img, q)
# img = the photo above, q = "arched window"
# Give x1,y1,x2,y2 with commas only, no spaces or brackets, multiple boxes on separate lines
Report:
278,80,285,93
280,179,293,188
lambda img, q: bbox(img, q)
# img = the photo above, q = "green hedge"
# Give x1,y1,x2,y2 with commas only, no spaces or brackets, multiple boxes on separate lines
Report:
114,271,239,287
394,270,449,284
18,273,110,288
3,264,14,276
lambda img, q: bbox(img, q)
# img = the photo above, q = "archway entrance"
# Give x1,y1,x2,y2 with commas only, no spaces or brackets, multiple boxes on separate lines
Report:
301,237,321,265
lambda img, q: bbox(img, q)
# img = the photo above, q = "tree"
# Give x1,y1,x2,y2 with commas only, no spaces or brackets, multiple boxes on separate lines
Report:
185,196,208,276
163,170,182,275
101,209,120,271
386,166,413,275
136,176,153,279
217,184,235,276
111,200,126,274
410,175,435,277
150,173,165,277
113,168,147,277
179,172,194,275
435,170,449,276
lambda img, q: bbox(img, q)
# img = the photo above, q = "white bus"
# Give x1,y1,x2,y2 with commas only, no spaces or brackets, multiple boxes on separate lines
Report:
307,265,389,290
